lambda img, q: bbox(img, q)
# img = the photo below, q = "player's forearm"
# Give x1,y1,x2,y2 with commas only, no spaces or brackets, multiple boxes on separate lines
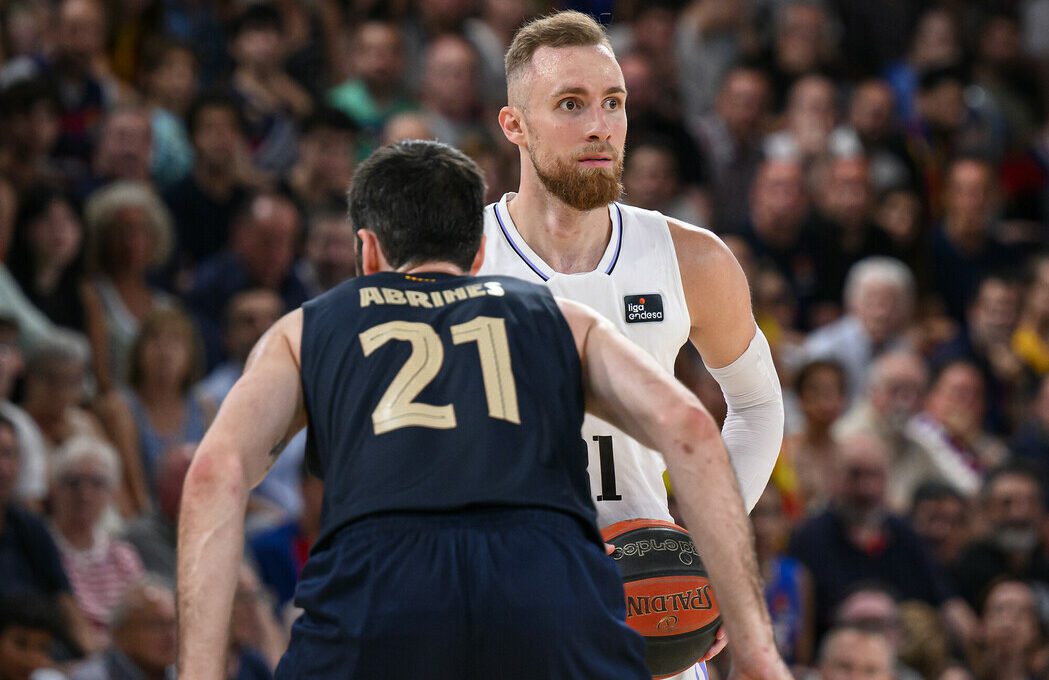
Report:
177,446,250,680
660,404,778,657
705,327,784,512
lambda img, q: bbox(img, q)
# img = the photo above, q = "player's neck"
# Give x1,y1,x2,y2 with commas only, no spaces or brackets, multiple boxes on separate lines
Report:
507,183,612,275
397,262,466,277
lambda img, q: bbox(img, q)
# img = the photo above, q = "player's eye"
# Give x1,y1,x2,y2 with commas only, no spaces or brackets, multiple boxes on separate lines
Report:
558,99,580,112
603,98,620,110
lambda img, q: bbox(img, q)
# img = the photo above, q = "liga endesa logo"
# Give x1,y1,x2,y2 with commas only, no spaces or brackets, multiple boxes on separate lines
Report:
611,536,699,565
624,294,664,323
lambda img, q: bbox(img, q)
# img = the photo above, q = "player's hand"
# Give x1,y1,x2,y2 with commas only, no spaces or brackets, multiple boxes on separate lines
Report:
700,627,727,661
605,543,616,556
728,648,792,680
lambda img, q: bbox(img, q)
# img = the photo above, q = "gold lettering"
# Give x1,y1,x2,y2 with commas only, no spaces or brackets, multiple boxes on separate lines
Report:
466,284,485,298
405,291,432,308
430,292,445,307
360,287,384,307
442,287,468,304
382,288,407,305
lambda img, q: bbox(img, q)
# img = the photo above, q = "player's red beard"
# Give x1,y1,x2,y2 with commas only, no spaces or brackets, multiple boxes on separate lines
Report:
529,141,624,211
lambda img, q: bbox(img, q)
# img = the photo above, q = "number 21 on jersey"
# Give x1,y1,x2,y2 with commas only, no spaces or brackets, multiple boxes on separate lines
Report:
359,316,520,435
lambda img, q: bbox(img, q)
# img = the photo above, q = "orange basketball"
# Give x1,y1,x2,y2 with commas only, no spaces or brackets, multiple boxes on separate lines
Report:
602,519,721,679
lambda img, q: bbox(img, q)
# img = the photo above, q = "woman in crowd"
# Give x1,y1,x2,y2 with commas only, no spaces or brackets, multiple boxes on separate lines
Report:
8,186,110,390
107,308,213,503
48,435,144,646
84,181,175,388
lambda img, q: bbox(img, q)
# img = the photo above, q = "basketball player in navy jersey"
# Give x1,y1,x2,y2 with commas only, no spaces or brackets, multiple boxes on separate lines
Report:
176,141,790,680
482,13,785,676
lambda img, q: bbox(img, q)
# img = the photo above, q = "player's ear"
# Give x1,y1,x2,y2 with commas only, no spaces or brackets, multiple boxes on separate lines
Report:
498,106,526,146
468,234,486,275
357,229,388,275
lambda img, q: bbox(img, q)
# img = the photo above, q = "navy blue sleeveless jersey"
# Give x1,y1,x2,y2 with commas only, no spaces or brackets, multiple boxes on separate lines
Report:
300,271,596,550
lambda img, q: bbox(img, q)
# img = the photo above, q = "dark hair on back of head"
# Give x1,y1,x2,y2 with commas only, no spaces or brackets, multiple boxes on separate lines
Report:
0,594,64,637
909,480,965,512
348,140,485,271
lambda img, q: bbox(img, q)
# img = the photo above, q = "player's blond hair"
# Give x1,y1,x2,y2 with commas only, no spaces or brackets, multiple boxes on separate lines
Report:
504,11,614,105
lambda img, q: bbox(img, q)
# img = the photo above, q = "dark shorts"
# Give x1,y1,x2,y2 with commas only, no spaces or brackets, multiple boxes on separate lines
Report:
275,508,648,680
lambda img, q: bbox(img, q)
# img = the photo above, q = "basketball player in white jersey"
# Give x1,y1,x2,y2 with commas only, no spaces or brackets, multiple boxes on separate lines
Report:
481,12,785,677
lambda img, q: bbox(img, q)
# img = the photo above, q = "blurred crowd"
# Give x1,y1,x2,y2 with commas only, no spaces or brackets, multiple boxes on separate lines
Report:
0,0,1047,679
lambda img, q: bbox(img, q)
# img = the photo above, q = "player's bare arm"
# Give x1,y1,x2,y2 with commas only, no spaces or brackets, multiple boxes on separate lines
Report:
557,298,791,680
669,222,784,512
177,310,307,680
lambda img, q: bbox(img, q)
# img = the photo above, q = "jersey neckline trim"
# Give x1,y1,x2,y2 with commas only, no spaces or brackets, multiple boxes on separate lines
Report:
492,194,623,281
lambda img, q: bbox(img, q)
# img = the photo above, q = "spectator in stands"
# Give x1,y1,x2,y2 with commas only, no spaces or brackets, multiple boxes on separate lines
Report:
196,290,282,407
931,159,1020,325
618,50,709,213
70,576,177,680
81,106,153,198
808,156,897,318
757,0,841,112
908,482,971,569
845,78,917,193
249,461,322,613
121,442,193,578
751,484,814,666
0,77,64,192
884,6,963,126
781,359,847,512
764,75,855,164
114,308,211,497
0,595,68,680
969,579,1048,680
84,181,175,388
872,186,928,291
382,112,435,145
228,2,312,178
835,350,934,511
692,65,771,233
0,317,46,506
907,360,1009,497
907,67,974,221
418,35,485,150
734,156,818,325
832,584,925,680
933,274,1025,434
7,186,109,389
140,40,197,189
816,624,895,680
20,332,105,455
298,211,357,298
622,136,705,226
952,462,1049,611
280,107,357,215
1012,255,1049,377
1011,374,1049,470
229,562,287,674
186,191,305,369
48,436,143,641
36,0,117,174
805,257,914,403
162,93,252,281
328,21,414,159
789,431,958,637
0,415,95,654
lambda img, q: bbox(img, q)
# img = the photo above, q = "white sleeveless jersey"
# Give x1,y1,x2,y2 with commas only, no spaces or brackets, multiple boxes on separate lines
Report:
480,193,690,526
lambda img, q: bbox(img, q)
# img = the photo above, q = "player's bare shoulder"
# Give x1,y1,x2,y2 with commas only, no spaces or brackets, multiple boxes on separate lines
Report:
665,219,751,327
247,308,305,370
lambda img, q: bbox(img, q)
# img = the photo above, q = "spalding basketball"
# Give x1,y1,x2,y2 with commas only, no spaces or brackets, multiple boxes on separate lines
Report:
602,519,721,679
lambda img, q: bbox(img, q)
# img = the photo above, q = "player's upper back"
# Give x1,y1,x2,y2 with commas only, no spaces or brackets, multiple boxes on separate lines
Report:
300,271,594,548
480,193,690,373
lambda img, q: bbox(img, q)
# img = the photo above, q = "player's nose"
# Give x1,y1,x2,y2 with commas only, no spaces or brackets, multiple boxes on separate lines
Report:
584,108,613,142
